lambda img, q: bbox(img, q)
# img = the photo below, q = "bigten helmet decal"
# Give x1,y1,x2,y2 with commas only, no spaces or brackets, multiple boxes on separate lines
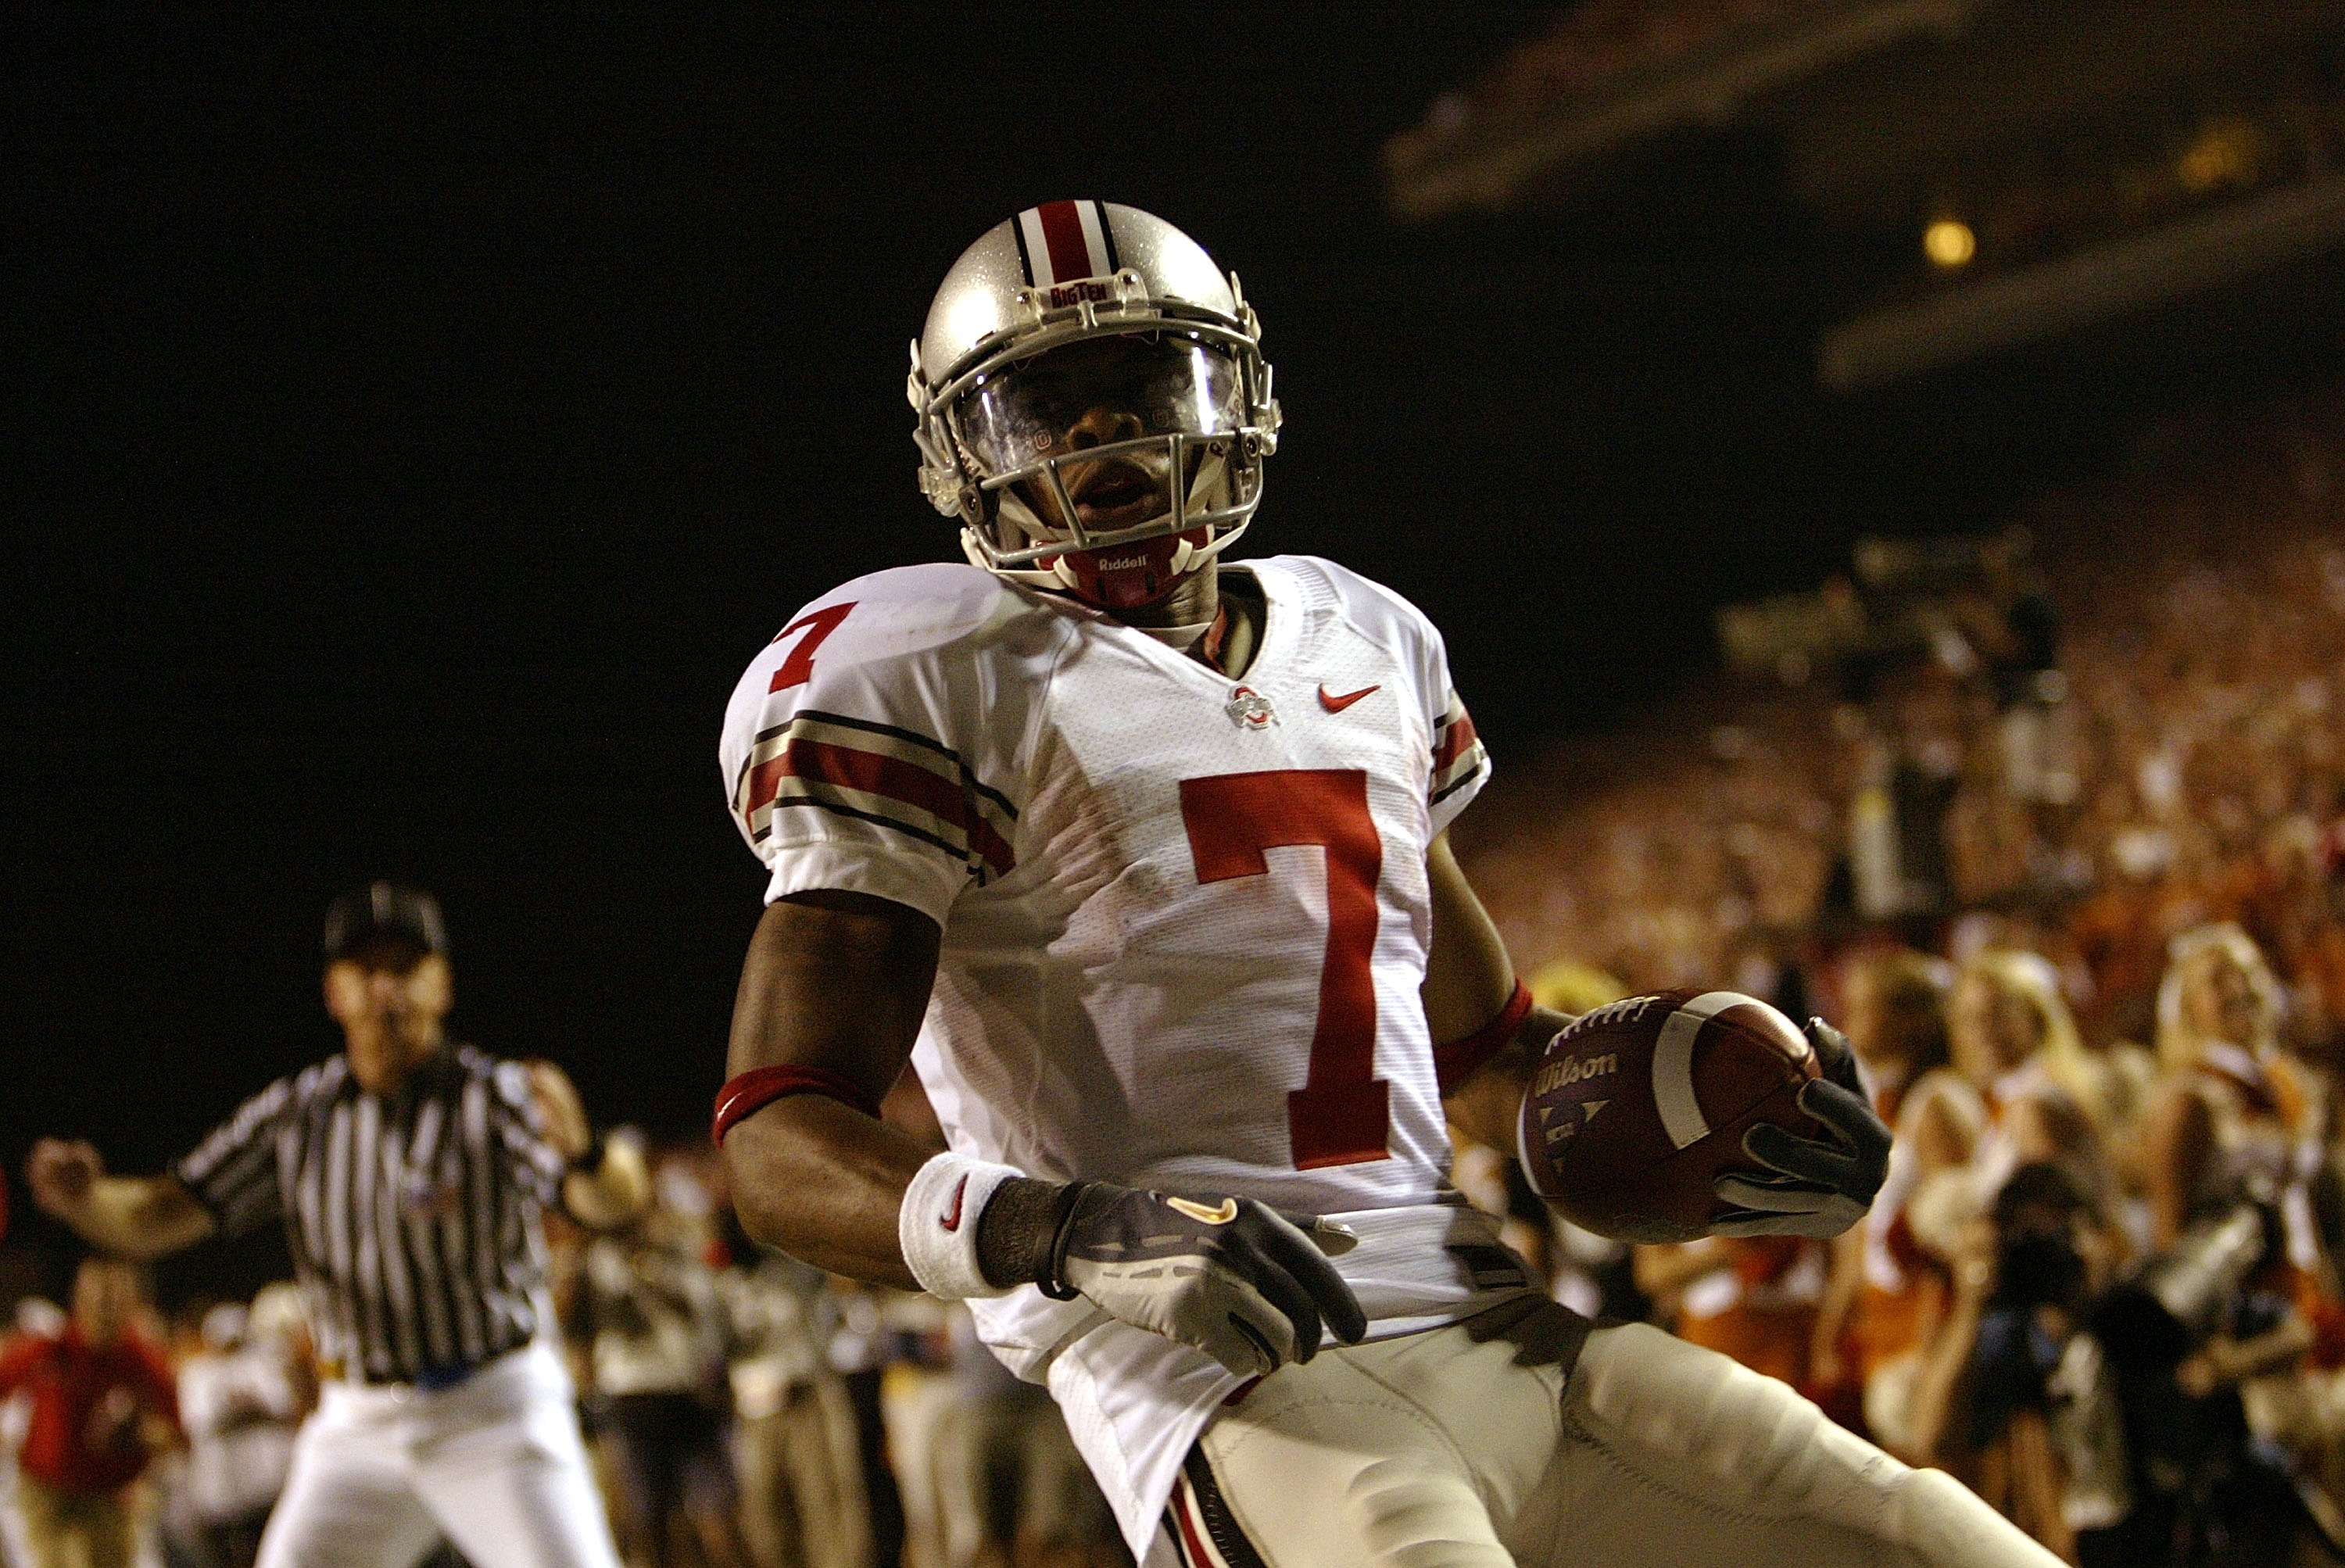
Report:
908,201,1281,612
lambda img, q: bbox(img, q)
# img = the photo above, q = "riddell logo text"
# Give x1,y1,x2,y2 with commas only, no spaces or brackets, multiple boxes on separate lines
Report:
1047,281,1112,309
1097,554,1150,571
1533,1051,1618,1097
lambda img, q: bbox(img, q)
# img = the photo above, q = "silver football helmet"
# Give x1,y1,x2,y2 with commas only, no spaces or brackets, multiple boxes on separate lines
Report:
909,201,1280,608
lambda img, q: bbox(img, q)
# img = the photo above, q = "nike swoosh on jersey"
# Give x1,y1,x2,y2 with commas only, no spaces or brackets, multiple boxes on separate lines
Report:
940,1174,970,1232
1318,684,1380,713
1165,1195,1238,1226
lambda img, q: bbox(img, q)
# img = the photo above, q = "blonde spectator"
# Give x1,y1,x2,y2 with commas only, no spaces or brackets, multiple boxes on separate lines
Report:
2142,923,2339,1386
1812,948,1984,1456
2133,923,2345,1540
1946,950,2116,1216
2143,923,2317,1248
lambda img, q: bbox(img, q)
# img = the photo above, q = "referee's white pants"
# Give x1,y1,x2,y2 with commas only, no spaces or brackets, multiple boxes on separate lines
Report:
1176,1301,2061,1568
257,1340,621,1568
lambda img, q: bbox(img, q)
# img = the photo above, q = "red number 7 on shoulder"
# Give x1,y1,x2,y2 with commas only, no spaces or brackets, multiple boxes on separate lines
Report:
768,603,857,694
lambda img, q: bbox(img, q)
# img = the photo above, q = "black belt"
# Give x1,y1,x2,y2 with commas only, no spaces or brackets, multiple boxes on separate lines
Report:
325,1346,517,1391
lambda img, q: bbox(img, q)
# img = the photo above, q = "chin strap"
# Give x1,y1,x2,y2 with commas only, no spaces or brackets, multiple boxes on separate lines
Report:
1198,600,1233,673
958,510,1251,602
960,528,1062,590
1169,517,1246,575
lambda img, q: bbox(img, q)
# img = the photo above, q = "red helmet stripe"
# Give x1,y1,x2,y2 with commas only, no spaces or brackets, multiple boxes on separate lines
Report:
1034,199,1099,285
1013,202,1118,289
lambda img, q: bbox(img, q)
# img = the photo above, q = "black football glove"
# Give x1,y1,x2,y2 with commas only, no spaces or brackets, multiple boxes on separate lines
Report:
1710,1017,1891,1240
978,1178,1366,1377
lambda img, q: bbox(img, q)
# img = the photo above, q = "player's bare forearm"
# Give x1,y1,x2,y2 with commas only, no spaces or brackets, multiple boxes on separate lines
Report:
1420,832,1572,1151
730,1097,933,1287
721,890,940,1290
1442,1006,1572,1152
1421,833,1512,1038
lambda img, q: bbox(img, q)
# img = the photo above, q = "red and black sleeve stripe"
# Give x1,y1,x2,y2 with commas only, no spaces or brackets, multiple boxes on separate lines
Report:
734,709,1018,882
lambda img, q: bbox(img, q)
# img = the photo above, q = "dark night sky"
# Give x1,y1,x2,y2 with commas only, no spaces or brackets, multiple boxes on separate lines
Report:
9,6,2330,1292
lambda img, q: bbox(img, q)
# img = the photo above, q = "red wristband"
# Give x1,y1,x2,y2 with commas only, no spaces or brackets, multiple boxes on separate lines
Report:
711,1065,883,1145
1434,979,1534,1094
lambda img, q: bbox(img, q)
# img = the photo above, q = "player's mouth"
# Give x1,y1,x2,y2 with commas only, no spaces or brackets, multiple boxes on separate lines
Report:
1067,459,1162,531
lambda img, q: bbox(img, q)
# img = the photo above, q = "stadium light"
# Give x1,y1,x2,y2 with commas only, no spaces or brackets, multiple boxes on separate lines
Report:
1924,217,1977,268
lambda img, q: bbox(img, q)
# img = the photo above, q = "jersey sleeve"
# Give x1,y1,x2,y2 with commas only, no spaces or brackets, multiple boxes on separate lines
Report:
172,1076,296,1240
1398,596,1491,836
1302,557,1491,836
1427,681,1491,836
718,568,1033,927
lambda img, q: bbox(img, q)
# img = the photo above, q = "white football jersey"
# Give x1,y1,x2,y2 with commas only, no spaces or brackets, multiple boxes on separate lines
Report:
719,555,1534,1555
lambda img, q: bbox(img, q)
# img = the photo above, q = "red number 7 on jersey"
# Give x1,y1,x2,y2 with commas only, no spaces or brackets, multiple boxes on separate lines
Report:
1180,769,1390,1169
768,603,856,693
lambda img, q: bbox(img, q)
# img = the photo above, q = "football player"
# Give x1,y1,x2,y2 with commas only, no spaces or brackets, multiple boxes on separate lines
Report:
714,202,2057,1568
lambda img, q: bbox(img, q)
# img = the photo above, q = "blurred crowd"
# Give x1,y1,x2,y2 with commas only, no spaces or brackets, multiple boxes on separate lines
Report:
1452,394,2345,1563
1466,393,2345,1042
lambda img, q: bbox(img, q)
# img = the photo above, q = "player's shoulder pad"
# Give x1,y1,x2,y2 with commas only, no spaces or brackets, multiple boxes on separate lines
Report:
1260,554,1445,659
729,563,1045,693
778,563,1033,657
720,563,1065,795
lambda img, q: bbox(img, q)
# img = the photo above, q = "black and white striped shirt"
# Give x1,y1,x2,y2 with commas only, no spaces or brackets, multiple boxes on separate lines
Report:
174,1044,569,1384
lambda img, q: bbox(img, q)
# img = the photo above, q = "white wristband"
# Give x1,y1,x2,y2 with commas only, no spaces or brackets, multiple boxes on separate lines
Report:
898,1151,1026,1301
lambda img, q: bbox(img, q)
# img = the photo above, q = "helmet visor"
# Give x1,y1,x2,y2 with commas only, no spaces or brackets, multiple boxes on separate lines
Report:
953,335,1245,479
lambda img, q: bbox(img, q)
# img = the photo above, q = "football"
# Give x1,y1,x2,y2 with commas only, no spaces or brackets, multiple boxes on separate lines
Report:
1516,990,1821,1244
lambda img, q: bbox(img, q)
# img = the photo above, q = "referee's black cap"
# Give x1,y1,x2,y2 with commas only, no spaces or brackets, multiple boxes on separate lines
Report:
323,882,449,965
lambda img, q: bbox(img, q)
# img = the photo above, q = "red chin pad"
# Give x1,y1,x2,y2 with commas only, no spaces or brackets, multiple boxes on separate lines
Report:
1044,528,1211,611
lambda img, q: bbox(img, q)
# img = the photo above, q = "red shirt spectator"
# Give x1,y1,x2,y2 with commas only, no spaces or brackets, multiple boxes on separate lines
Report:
0,1274,179,1494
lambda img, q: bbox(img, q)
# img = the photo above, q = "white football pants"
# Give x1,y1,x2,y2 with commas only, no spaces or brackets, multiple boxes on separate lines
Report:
256,1341,621,1568
1175,1300,2060,1568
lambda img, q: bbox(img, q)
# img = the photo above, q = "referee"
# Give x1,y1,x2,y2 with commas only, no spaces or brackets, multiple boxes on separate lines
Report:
27,882,650,1568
